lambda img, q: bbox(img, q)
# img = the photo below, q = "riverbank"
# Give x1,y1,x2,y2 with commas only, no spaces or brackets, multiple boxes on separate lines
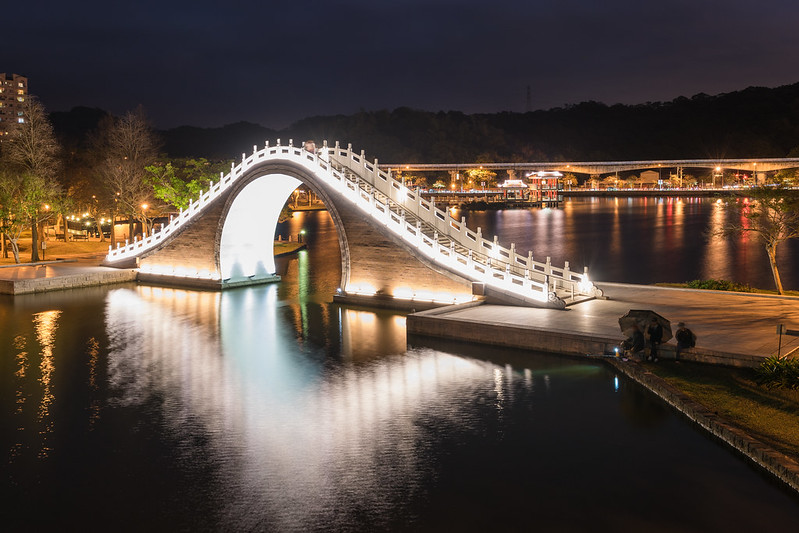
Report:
564,189,725,198
407,291,799,494
608,358,799,494
0,240,308,294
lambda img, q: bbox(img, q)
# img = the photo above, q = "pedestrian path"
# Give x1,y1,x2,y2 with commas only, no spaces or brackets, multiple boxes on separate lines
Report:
0,257,136,295
408,282,799,367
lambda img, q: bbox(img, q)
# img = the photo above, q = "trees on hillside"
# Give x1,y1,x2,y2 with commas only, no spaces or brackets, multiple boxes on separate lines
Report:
0,97,62,262
714,186,799,294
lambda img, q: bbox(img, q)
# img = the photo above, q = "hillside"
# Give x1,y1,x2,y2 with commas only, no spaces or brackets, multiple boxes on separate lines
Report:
50,82,799,163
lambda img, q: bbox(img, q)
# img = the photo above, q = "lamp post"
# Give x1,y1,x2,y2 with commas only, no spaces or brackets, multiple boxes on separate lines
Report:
141,203,149,237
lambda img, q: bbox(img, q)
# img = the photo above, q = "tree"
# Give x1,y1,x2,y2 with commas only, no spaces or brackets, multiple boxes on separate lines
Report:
714,186,799,294
95,109,159,241
563,173,578,190
465,168,497,188
1,96,62,261
144,158,228,210
0,170,26,262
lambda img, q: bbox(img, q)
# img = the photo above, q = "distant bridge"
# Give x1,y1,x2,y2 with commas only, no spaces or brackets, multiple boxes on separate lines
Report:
103,141,603,309
384,158,799,175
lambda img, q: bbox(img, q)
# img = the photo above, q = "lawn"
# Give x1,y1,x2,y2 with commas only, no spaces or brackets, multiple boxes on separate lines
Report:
644,360,799,461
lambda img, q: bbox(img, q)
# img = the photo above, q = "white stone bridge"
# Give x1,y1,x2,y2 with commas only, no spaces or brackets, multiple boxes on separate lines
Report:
103,141,603,309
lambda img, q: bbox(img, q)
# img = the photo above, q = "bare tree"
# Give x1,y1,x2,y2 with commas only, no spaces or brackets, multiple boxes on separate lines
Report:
95,108,159,242
714,186,799,294
1,96,62,261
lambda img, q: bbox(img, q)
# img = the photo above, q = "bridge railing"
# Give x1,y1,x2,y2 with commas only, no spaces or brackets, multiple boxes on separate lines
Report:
325,142,601,301
105,139,600,303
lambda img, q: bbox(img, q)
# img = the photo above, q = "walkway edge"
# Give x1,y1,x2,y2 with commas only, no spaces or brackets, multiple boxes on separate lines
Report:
608,358,799,495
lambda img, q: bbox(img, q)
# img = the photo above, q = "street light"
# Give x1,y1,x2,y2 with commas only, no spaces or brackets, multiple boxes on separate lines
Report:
141,203,149,237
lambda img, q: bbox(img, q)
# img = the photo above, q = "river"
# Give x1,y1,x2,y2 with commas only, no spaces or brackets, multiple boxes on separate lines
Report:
461,196,799,290
1,199,798,531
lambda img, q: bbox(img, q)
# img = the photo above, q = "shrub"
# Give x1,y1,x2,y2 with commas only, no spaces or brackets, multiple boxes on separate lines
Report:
755,355,799,390
685,279,755,292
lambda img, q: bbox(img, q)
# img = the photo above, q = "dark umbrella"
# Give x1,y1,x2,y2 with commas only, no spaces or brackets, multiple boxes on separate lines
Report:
618,310,673,343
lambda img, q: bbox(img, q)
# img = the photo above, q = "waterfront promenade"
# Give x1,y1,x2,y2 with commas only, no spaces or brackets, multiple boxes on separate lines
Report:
0,256,136,295
408,282,799,367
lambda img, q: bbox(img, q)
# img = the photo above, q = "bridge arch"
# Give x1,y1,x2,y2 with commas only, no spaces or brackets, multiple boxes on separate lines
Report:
106,141,603,309
217,161,351,290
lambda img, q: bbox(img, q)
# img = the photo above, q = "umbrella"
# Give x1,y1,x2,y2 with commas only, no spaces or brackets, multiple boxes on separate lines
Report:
618,310,673,343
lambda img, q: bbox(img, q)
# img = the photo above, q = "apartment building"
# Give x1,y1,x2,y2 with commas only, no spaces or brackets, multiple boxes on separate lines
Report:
0,72,28,139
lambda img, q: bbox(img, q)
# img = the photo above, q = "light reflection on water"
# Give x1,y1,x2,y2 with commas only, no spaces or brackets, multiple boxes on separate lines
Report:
465,196,799,290
102,284,531,530
2,208,799,530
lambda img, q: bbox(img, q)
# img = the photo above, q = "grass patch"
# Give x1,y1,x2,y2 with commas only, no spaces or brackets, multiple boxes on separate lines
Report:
656,280,799,297
685,278,755,292
644,361,799,461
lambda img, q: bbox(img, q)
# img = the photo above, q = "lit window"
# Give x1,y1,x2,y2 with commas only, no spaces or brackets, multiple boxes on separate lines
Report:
18,82,24,87
18,118,24,123
17,97,24,102
18,89,23,94
18,111,23,116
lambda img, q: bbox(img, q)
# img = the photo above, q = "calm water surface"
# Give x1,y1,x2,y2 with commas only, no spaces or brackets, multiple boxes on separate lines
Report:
1,206,799,531
462,196,799,290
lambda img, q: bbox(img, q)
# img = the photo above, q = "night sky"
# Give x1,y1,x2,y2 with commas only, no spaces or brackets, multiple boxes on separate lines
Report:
7,0,799,129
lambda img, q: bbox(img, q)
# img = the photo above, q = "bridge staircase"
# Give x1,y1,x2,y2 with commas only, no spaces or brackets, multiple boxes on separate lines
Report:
328,146,603,308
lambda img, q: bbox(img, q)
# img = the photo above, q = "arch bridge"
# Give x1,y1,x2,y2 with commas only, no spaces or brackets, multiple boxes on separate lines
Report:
103,141,603,309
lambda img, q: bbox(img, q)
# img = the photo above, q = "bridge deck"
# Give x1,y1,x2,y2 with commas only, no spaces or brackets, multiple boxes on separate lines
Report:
408,282,799,367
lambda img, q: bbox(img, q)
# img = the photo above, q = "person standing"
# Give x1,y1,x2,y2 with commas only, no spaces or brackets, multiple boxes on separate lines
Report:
647,317,663,362
675,322,696,360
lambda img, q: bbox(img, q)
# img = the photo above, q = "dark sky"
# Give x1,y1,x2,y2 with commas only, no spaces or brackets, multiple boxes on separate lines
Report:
7,0,799,129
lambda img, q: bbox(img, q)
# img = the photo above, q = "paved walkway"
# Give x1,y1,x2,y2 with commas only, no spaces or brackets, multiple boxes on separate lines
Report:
0,256,136,295
421,282,799,364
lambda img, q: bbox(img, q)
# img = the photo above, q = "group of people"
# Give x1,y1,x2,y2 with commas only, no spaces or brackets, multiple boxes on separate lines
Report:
621,318,696,361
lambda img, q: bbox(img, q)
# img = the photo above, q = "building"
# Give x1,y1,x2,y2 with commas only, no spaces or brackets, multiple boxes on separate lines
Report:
0,73,28,139
527,171,563,206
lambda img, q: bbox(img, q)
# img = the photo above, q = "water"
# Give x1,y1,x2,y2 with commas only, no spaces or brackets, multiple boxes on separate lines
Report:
2,205,799,531
461,196,799,290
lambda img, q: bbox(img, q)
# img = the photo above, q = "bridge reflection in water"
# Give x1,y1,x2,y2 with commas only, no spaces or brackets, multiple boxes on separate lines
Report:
4,280,799,529
104,284,527,529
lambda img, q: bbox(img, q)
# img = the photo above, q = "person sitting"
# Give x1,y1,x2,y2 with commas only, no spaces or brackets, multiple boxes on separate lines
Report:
621,323,646,358
675,322,696,359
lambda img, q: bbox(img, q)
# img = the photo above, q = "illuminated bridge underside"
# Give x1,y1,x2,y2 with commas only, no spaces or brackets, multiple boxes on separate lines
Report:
104,141,603,309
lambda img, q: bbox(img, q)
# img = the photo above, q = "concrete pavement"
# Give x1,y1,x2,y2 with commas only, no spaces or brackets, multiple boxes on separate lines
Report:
0,256,136,295
408,282,799,367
